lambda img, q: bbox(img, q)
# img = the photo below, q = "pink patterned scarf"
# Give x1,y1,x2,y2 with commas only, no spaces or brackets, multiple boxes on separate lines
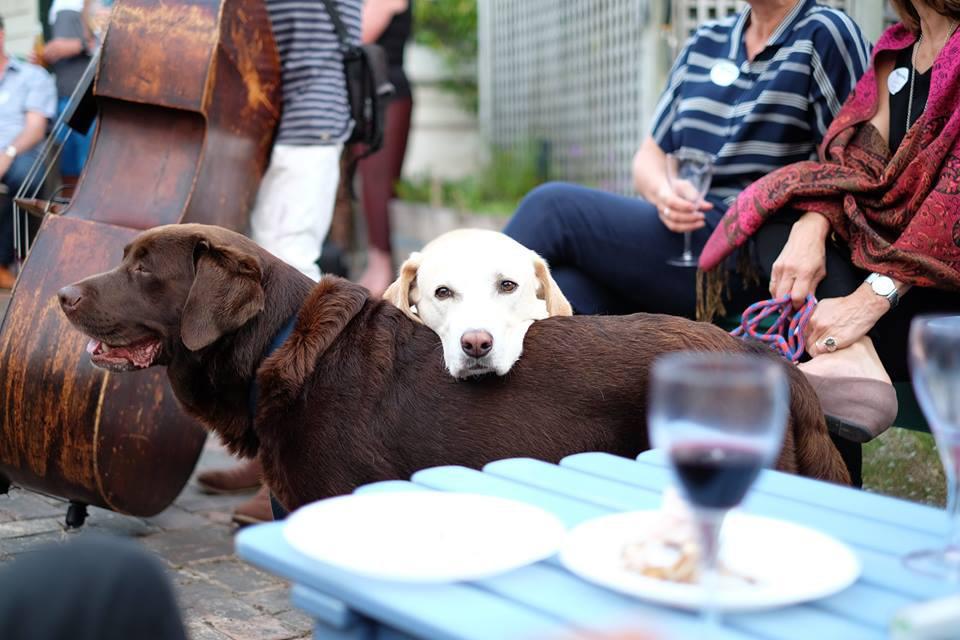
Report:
697,24,960,321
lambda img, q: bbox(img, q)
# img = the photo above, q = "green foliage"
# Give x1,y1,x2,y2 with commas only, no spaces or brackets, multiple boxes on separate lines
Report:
396,145,545,216
414,0,477,60
413,0,479,112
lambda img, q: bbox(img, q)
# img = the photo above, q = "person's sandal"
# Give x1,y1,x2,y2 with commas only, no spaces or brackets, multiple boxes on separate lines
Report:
802,372,898,443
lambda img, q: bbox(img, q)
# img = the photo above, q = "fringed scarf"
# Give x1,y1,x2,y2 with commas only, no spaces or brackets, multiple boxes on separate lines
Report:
697,23,960,321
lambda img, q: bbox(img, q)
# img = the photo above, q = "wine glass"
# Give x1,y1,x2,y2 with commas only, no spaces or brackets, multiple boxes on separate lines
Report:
648,352,789,623
665,149,714,267
904,315,960,581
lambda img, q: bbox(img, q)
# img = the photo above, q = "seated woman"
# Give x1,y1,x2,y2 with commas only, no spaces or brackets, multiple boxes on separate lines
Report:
503,0,870,317
698,0,960,481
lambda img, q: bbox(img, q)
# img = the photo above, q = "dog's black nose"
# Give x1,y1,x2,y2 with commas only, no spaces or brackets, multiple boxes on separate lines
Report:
461,330,493,358
58,285,84,311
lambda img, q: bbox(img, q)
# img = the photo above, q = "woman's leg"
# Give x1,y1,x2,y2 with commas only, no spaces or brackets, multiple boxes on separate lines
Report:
504,182,714,316
358,97,413,297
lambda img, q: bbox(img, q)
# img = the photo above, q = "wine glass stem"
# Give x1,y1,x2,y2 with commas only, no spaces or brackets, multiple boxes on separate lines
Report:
682,231,693,259
696,509,725,627
946,463,960,582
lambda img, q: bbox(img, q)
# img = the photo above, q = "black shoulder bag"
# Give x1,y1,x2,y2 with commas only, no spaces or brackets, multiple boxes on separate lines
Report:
320,0,394,155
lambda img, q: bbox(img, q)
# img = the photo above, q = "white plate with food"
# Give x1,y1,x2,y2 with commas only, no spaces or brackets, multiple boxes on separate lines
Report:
283,491,566,583
559,510,860,611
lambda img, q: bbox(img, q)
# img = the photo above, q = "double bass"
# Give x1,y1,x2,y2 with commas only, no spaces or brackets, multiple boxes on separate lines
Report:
0,0,281,525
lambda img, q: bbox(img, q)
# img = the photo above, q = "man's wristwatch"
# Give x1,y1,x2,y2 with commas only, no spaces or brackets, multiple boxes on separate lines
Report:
3,145,16,160
865,273,899,309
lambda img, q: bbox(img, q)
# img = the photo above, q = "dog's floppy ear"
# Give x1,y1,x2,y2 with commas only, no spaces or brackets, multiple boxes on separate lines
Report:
533,255,573,316
181,239,266,351
383,251,422,322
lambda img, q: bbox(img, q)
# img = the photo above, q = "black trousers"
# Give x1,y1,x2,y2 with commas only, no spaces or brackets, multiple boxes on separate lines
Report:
0,535,187,640
745,212,960,485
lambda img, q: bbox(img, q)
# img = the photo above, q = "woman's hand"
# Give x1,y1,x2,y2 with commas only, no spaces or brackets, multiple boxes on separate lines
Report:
650,181,712,233
770,212,831,308
805,284,889,357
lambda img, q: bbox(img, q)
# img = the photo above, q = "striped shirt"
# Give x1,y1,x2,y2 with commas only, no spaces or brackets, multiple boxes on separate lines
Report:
650,0,870,213
266,0,362,145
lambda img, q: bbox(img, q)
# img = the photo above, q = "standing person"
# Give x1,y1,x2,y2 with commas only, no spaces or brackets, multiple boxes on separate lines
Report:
197,0,364,525
249,0,363,282
356,0,414,297
0,15,57,289
32,0,94,193
503,0,870,317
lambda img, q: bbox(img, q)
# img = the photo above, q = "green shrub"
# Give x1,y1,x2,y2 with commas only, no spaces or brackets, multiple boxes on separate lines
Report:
413,0,478,112
396,145,545,215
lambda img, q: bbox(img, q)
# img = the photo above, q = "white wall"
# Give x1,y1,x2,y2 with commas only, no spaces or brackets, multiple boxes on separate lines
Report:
402,43,482,181
3,0,41,58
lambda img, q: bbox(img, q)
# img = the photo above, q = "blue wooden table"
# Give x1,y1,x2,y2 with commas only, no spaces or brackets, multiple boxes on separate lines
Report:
235,451,954,639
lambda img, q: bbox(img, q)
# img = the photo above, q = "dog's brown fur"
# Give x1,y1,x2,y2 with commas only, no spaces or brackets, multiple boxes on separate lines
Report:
59,224,850,510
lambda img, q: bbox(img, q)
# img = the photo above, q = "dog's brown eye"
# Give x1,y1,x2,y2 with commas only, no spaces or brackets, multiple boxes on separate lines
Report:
498,280,518,293
435,286,453,300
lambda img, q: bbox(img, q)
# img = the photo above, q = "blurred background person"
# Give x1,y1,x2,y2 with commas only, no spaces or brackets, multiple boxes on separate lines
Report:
356,0,414,297
31,0,94,197
0,14,56,289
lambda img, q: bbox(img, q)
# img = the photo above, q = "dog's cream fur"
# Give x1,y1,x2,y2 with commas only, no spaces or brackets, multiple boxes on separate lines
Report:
384,229,572,378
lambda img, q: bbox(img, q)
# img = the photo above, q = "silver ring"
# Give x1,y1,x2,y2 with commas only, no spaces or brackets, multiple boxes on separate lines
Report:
823,336,838,352
663,207,671,220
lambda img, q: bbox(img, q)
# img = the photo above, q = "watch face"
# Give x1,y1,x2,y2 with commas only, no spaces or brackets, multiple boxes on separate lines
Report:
872,276,896,296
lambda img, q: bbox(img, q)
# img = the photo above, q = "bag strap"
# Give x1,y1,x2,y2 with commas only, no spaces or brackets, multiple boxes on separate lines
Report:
319,0,351,50
730,294,817,363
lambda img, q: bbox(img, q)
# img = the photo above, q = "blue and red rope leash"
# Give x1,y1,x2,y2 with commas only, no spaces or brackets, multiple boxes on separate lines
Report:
730,294,817,363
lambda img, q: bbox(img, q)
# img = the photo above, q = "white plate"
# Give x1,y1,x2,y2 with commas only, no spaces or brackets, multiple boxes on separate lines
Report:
560,510,860,611
283,492,566,582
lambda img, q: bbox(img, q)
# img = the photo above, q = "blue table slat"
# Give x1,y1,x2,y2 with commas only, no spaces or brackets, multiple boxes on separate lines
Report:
290,584,361,630
628,450,946,534
411,465,608,527
236,524,571,640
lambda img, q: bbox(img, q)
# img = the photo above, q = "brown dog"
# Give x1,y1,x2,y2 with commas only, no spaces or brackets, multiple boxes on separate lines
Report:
58,224,849,509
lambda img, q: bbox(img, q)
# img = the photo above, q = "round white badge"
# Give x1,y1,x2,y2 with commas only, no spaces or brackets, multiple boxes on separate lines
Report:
888,67,909,95
710,60,741,87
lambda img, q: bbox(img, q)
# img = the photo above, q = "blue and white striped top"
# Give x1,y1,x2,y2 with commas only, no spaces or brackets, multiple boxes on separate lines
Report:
650,0,871,213
266,0,362,145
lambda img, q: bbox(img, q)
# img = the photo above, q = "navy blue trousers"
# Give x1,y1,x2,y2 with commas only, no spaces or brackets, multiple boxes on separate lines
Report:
503,182,723,317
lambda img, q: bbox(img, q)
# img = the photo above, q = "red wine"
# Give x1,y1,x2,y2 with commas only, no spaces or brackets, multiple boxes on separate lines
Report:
671,444,763,510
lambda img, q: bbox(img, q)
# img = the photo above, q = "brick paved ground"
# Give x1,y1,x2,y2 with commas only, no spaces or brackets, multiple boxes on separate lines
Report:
0,437,311,640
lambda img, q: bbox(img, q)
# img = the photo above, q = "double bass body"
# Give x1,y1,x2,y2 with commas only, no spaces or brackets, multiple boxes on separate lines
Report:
0,0,281,518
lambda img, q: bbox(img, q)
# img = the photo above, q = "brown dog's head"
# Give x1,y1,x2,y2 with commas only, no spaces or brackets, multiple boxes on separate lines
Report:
58,224,267,372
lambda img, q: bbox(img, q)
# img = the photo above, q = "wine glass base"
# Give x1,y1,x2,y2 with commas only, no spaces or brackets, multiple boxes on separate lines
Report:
903,546,960,581
666,255,699,268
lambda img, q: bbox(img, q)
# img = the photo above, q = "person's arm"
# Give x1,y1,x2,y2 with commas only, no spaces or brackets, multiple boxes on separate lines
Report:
362,0,408,44
635,36,710,233
770,17,871,307
0,112,48,180
44,9,89,64
805,276,911,357
632,137,710,233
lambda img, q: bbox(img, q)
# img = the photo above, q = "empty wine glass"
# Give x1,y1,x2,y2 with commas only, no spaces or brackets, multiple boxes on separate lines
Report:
648,352,789,623
665,149,714,267
904,315,960,581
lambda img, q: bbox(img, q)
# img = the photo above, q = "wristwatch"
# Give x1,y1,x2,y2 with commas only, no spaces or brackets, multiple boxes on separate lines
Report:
3,145,16,159
865,273,899,309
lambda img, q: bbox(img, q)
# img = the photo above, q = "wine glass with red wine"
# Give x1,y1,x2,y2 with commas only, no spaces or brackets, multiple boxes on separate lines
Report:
648,352,789,623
